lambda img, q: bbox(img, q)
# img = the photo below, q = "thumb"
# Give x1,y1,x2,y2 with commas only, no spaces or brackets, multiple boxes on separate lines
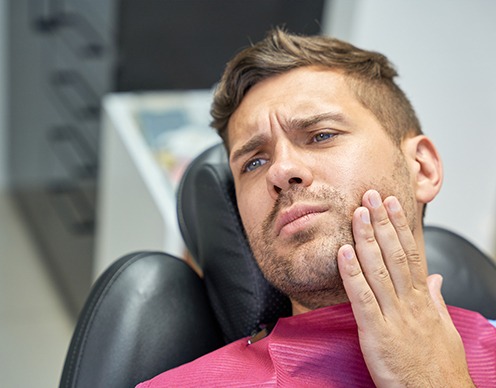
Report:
427,274,449,317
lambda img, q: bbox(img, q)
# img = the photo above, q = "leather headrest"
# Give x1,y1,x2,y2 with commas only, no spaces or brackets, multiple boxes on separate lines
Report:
424,226,496,319
177,143,291,343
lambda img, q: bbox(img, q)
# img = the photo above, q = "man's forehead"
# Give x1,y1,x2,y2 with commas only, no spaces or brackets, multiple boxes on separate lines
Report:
234,66,346,109
225,67,353,144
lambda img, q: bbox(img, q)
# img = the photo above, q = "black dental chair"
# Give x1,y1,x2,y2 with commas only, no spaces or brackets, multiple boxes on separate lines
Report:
59,143,496,388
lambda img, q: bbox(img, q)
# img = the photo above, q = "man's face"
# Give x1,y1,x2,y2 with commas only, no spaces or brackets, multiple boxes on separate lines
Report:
228,66,417,310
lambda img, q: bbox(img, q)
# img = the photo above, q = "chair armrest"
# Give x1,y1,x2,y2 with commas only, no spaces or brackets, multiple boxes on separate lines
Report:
60,252,224,388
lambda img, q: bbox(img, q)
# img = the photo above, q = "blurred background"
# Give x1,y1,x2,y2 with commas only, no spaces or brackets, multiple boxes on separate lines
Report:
0,0,494,386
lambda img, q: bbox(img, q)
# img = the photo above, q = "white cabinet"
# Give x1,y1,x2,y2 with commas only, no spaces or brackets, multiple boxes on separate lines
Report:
94,91,220,279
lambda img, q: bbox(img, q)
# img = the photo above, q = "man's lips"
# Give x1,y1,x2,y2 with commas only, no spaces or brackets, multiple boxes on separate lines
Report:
274,204,328,237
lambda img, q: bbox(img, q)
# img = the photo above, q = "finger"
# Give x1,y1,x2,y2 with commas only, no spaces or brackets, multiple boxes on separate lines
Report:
383,195,428,291
362,190,413,297
426,274,451,319
337,244,382,325
352,206,399,314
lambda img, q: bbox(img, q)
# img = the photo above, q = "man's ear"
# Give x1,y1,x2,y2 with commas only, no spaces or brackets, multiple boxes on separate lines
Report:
402,135,443,204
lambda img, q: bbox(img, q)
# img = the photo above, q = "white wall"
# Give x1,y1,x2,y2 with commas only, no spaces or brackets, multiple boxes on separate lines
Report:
0,0,7,192
1,1,494,256
324,0,496,258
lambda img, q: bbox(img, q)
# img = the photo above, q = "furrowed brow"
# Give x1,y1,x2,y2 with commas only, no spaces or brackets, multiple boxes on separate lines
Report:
284,112,349,131
230,112,348,165
230,133,269,165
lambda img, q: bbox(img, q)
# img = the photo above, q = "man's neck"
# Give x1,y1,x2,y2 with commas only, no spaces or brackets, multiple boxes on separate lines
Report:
291,295,350,316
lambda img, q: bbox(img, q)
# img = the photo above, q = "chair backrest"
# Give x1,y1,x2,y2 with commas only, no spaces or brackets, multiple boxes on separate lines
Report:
60,143,496,388
424,225,496,318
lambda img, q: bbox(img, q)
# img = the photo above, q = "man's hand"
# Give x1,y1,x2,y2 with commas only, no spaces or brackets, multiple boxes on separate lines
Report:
337,190,473,387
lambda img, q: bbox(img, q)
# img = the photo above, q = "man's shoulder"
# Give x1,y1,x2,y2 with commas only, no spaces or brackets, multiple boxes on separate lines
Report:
137,335,274,387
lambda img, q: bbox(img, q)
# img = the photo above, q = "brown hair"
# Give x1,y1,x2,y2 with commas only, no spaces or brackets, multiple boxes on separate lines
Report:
211,28,422,149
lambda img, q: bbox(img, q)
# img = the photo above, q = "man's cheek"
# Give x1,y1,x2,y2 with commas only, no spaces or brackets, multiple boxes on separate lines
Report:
240,197,267,230
240,208,258,238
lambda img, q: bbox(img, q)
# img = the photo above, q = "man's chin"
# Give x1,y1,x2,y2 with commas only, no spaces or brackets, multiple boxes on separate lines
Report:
286,227,319,246
271,229,353,260
268,237,328,262
284,281,349,311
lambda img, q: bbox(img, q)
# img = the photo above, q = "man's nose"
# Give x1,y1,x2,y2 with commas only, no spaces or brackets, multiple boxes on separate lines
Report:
266,145,313,199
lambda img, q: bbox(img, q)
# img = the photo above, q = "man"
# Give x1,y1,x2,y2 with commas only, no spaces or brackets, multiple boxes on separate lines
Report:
138,29,495,387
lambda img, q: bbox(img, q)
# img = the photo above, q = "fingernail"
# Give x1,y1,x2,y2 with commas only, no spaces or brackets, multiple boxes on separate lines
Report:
386,197,401,212
438,275,444,288
342,245,354,260
369,191,381,209
360,208,370,224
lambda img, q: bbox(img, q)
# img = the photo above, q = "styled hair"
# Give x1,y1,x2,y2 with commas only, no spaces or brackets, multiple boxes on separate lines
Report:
211,28,422,149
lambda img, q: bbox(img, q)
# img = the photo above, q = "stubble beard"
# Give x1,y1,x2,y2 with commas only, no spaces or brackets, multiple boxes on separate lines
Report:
246,153,417,311
249,186,357,310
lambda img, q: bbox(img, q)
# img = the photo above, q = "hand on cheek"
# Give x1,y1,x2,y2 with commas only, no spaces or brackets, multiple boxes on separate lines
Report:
337,190,473,387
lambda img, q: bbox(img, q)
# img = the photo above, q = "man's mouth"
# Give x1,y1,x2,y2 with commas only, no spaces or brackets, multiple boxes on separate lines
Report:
274,204,328,237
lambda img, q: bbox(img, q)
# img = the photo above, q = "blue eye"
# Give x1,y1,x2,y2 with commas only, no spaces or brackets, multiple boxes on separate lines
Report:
244,158,267,173
313,132,335,143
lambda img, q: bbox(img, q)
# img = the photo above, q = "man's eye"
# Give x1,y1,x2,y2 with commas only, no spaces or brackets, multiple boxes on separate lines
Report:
243,158,267,173
312,132,336,143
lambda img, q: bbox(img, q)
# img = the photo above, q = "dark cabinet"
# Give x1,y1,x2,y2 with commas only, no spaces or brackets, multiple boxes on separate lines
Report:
8,0,114,317
7,0,324,317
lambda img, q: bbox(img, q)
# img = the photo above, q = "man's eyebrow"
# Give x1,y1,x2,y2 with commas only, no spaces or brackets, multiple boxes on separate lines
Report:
230,112,348,165
284,111,349,131
230,133,269,165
